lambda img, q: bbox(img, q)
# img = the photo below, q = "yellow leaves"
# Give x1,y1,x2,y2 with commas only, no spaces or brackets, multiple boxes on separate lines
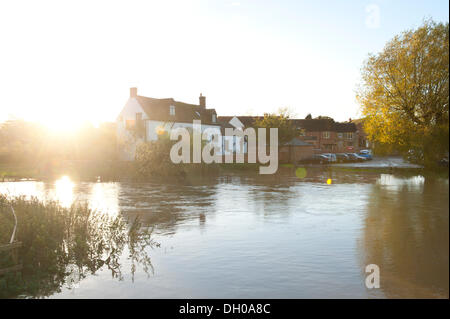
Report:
357,20,449,161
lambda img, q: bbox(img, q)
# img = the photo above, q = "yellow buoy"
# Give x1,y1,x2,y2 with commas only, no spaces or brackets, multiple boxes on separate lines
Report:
326,178,332,185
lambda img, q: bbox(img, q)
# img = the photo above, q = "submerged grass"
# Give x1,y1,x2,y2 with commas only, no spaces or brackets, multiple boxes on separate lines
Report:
0,195,157,298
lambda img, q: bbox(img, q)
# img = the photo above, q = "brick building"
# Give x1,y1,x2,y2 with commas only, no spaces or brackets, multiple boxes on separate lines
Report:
294,118,359,153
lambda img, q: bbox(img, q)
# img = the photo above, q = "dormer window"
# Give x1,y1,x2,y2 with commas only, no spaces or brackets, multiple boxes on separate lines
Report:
170,105,176,116
212,114,217,123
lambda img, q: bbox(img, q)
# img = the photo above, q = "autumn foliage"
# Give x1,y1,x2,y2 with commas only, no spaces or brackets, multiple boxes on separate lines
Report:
358,20,449,166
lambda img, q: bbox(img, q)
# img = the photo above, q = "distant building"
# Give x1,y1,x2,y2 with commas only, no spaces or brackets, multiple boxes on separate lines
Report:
117,89,363,162
219,115,360,155
117,88,221,160
293,117,359,153
352,118,372,149
279,138,315,164
218,116,315,164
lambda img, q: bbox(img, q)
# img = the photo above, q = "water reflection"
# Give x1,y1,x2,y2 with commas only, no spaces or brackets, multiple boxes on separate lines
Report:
120,183,217,236
53,175,74,207
0,170,448,298
0,196,156,298
0,176,120,216
361,176,449,298
377,174,426,191
88,182,120,217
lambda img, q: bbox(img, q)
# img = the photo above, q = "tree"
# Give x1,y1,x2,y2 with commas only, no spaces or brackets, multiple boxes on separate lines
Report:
253,107,298,145
135,133,185,178
357,19,449,166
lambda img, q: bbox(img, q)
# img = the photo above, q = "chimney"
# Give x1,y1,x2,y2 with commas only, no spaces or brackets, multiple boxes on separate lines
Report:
130,87,137,98
199,93,206,107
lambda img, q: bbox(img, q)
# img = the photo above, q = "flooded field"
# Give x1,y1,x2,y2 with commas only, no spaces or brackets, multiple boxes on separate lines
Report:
0,167,448,298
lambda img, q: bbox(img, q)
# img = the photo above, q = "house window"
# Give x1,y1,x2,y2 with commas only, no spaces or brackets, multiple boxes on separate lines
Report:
212,114,217,123
170,105,176,116
299,129,306,137
337,133,343,139
345,132,353,139
322,131,330,139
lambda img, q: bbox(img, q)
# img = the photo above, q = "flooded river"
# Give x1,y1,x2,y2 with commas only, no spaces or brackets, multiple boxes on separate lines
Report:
0,168,448,298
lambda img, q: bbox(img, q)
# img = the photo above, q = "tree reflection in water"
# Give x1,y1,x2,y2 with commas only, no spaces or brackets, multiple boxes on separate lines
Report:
0,195,157,298
360,175,449,298
119,181,217,236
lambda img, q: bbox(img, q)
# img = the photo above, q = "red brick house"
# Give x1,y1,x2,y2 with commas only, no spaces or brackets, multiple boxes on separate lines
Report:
293,117,359,153
217,115,360,159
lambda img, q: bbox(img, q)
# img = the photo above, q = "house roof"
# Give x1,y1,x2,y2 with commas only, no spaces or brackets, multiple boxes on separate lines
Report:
285,138,313,146
301,135,318,140
292,119,335,131
292,119,356,132
217,116,263,128
136,96,218,125
217,116,357,133
333,122,357,132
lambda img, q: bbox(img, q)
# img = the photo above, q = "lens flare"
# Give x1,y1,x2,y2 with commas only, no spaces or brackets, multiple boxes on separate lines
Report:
295,167,307,179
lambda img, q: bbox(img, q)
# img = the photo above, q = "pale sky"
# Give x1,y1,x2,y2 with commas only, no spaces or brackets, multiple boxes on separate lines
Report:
0,0,448,128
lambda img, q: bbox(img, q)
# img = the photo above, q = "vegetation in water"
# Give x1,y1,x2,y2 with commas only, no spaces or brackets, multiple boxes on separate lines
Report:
0,195,157,298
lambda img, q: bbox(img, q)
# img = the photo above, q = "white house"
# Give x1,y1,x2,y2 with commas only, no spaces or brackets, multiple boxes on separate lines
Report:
117,87,244,160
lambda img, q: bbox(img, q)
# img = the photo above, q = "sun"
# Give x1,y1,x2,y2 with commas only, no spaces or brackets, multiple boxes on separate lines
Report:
38,113,99,132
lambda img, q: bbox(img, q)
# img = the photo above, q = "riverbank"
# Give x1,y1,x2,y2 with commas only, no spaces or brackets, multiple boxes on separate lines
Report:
0,156,447,183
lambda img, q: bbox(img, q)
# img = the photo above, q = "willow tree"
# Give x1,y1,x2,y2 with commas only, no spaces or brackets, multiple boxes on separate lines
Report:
357,20,449,166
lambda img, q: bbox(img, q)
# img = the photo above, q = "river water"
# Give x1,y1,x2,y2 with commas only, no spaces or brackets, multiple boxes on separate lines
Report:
0,167,448,298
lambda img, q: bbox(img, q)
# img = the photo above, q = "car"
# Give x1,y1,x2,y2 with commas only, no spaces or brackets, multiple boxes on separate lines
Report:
335,153,351,163
298,154,331,164
438,156,449,167
357,149,373,160
407,149,424,163
346,153,366,162
321,153,337,162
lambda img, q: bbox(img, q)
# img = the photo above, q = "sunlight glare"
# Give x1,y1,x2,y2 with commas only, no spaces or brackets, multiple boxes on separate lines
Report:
54,175,74,207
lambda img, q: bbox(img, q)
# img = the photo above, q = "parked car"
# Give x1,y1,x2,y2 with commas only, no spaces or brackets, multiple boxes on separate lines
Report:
346,153,366,162
335,153,351,163
438,156,449,167
358,149,373,160
322,153,337,162
407,148,424,163
299,154,331,164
